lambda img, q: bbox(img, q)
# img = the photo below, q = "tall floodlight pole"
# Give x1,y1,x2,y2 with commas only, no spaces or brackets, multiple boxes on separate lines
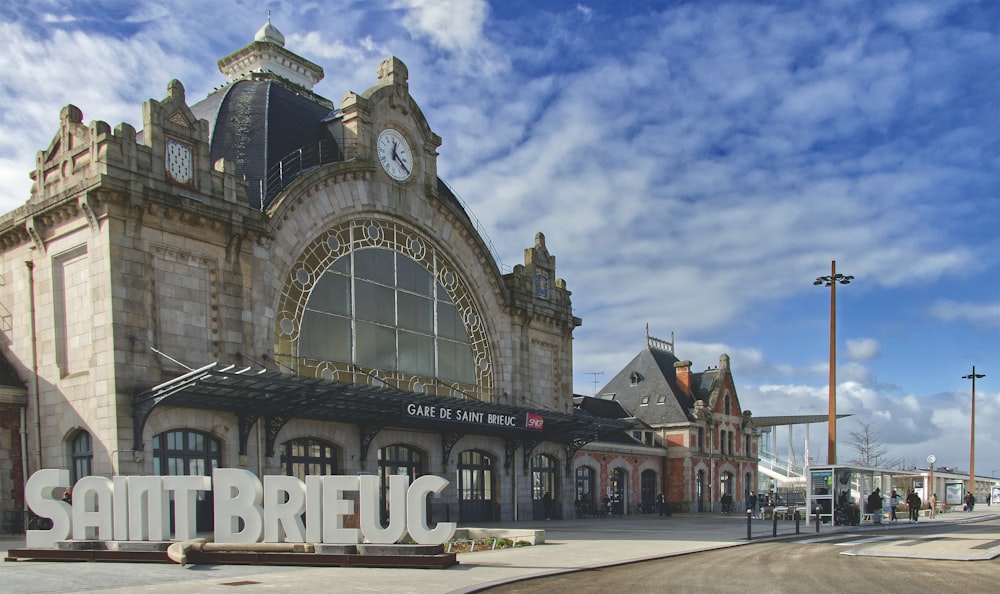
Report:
962,367,985,498
814,261,853,465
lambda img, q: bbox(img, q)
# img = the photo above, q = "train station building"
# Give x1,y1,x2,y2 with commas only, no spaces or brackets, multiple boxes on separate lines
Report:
0,20,756,533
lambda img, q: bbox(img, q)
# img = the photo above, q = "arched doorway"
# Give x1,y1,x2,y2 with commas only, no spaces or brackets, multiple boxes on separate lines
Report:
610,468,627,516
153,429,221,532
575,466,596,516
458,450,494,522
640,469,657,514
696,469,706,512
531,454,558,520
280,437,339,478
378,444,425,522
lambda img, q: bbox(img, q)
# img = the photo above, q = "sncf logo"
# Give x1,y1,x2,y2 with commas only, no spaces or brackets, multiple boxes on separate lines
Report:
525,413,544,430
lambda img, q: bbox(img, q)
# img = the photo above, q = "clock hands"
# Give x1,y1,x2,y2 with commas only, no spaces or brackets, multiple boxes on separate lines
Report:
391,141,411,175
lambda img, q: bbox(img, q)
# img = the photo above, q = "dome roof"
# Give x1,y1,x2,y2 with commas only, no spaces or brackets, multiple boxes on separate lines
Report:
191,79,334,209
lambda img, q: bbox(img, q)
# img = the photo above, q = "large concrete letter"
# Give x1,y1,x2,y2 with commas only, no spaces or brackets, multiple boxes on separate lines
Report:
25,469,71,548
112,476,129,541
213,468,263,543
321,475,359,544
305,475,322,543
263,475,306,543
163,475,211,541
127,476,169,541
359,474,407,544
406,475,456,545
73,476,113,541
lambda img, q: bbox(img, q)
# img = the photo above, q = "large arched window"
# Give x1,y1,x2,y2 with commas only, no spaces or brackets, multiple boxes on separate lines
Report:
299,247,475,382
280,438,339,480
275,221,494,401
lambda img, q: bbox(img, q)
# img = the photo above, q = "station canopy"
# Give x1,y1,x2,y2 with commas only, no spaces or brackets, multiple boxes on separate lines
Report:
133,362,634,466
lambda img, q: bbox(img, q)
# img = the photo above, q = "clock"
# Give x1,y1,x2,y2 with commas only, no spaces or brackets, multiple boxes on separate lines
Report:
376,128,413,181
927,454,936,465
165,138,193,185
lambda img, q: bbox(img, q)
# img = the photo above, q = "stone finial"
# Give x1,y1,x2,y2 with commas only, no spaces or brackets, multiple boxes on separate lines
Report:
60,104,83,125
719,353,730,370
166,79,185,102
376,56,409,86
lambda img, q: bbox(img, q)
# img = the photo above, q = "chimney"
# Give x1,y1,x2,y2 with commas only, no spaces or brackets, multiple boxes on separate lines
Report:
674,360,693,395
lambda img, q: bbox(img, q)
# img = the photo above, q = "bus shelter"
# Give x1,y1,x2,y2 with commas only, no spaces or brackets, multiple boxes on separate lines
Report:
806,464,912,524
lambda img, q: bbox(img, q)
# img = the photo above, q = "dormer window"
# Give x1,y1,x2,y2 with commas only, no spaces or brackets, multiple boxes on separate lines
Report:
640,395,650,406
630,371,643,385
656,394,666,405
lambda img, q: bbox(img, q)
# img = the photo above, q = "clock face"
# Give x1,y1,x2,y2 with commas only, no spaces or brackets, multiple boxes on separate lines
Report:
165,138,193,185
376,128,413,181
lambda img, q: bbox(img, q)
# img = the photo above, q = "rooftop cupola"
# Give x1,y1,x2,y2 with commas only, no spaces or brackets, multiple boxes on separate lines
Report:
216,18,324,90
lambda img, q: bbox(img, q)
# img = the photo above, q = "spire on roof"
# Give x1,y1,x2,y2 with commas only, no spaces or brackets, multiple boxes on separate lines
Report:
217,19,323,90
255,12,286,47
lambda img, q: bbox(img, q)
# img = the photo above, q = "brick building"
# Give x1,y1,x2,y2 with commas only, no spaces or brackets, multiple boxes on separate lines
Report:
573,330,758,514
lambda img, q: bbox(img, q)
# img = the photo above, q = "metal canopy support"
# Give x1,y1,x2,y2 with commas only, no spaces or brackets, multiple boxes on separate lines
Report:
359,425,384,470
441,431,463,471
237,411,261,456
504,440,519,472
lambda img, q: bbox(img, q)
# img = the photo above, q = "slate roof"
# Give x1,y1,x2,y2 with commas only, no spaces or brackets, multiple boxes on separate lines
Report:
596,346,697,426
190,79,335,209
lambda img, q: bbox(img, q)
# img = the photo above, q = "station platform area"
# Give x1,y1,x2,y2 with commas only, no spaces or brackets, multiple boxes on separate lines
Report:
2,508,998,594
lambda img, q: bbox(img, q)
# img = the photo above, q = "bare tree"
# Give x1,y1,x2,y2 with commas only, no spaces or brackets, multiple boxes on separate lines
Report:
847,421,904,469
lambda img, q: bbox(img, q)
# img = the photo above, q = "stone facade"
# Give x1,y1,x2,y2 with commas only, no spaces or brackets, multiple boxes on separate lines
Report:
0,23,589,525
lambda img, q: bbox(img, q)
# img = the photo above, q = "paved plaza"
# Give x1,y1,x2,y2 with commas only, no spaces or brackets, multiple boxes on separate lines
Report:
2,509,998,594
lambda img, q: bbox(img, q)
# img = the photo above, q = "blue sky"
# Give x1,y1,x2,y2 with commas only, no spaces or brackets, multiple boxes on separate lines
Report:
1,1,997,479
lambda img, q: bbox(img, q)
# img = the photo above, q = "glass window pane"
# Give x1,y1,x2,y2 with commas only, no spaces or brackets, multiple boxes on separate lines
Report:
300,312,352,362
399,330,434,376
330,255,350,274
397,257,432,295
398,292,432,333
356,321,397,370
354,249,394,286
437,301,467,341
356,280,395,325
439,338,476,383
307,272,350,316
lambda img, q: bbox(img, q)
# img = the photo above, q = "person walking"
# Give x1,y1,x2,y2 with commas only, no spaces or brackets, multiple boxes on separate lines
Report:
889,490,899,522
656,491,667,517
929,492,937,519
965,491,975,512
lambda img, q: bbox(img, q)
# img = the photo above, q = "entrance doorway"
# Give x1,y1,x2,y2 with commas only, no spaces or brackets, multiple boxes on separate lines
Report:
458,450,495,522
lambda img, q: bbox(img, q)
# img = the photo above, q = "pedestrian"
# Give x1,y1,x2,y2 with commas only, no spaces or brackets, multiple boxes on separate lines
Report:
987,492,991,507
867,488,883,524
542,491,553,520
929,492,937,519
965,491,975,512
656,491,666,517
889,489,899,522
61,486,72,505
906,490,921,522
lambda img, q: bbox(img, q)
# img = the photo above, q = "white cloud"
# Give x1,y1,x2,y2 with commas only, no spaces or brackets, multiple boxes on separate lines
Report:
846,338,880,361
929,300,1000,328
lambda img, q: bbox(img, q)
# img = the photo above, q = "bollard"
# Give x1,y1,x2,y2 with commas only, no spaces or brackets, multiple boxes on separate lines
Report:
747,508,752,540
794,510,800,534
772,507,778,537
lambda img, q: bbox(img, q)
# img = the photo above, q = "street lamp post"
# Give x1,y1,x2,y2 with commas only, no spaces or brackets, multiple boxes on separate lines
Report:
962,366,986,498
814,260,853,465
